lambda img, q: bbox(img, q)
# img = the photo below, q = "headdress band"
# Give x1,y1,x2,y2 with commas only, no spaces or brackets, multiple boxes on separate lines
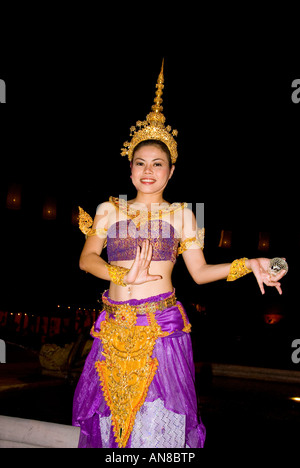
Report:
121,60,178,164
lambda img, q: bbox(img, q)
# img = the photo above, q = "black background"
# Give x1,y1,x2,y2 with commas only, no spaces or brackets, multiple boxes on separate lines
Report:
0,8,299,366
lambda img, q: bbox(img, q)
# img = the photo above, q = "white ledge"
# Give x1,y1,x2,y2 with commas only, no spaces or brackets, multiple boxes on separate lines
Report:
0,415,80,448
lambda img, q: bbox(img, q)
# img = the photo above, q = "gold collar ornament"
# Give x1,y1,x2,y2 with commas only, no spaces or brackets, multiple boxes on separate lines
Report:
121,59,178,164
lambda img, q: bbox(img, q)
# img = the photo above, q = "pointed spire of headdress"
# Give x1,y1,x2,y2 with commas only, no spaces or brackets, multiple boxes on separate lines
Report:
121,59,178,164
151,59,164,114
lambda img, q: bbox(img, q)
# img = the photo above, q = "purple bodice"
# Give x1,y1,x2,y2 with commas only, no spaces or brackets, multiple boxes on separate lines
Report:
107,219,180,263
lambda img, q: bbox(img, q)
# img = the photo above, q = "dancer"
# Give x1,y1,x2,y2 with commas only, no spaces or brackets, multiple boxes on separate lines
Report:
72,61,287,448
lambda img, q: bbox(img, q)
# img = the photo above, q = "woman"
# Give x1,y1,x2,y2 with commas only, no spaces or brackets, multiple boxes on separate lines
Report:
72,63,286,448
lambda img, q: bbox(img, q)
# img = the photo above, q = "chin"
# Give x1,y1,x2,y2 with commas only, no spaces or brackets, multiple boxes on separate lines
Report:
134,180,169,193
132,182,153,191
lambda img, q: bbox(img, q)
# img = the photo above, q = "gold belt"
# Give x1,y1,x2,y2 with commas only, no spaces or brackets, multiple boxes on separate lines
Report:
102,291,177,316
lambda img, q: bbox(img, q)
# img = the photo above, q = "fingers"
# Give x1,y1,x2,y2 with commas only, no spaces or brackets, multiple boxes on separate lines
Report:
254,271,282,295
253,259,286,295
140,239,152,266
128,239,162,285
146,240,153,264
257,277,282,295
146,274,163,282
263,274,283,295
251,261,265,295
253,258,288,295
142,240,162,282
140,239,148,257
257,278,265,295
135,242,141,260
270,269,287,282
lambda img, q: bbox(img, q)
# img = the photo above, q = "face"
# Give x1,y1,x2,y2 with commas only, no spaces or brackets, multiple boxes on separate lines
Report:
131,145,175,195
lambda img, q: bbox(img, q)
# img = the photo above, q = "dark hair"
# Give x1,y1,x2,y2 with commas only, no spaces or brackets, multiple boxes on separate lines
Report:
132,140,173,168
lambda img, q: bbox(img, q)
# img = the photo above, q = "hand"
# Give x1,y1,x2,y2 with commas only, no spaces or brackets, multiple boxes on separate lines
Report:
124,239,162,285
248,258,287,295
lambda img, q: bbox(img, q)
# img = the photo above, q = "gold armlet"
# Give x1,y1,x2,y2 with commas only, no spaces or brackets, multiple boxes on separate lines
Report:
106,264,130,287
227,258,252,282
87,227,107,237
178,237,198,254
178,228,205,255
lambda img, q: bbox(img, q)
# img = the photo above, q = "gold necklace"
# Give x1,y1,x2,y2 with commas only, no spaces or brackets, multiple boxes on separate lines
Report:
109,197,186,229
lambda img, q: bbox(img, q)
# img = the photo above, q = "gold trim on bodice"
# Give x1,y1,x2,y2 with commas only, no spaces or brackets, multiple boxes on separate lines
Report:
109,196,187,230
78,198,205,256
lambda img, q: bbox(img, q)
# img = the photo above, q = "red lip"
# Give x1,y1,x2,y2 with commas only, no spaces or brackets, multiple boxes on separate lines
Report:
140,178,156,184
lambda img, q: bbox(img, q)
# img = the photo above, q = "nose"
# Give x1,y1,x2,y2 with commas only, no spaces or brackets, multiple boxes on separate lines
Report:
143,164,153,174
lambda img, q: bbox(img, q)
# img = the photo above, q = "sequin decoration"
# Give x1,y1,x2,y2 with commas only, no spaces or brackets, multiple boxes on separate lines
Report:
107,219,180,263
109,196,187,229
226,258,252,282
106,264,129,287
78,206,107,246
91,308,165,448
178,228,205,254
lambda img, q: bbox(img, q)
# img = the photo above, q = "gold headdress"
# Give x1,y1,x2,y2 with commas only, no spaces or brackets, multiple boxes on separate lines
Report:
121,59,178,164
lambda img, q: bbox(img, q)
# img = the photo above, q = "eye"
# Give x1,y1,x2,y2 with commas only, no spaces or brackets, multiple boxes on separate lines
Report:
154,162,162,166
135,162,144,166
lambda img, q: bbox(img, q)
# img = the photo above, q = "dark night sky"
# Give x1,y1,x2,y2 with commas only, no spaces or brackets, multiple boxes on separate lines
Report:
0,18,299,324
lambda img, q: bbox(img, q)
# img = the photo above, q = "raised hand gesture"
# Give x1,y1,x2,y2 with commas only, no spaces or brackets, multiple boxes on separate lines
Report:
124,239,162,285
249,258,287,295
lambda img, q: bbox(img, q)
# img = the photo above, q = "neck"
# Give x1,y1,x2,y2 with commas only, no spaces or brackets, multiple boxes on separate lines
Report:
133,191,167,209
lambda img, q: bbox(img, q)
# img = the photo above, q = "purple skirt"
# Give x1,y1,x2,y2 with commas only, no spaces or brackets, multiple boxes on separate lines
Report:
72,290,206,448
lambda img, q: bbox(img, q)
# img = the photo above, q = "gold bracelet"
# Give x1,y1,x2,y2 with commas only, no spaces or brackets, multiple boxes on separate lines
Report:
227,258,252,282
106,264,129,287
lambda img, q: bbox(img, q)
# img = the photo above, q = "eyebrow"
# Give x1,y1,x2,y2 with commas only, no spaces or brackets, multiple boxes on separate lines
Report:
134,158,165,161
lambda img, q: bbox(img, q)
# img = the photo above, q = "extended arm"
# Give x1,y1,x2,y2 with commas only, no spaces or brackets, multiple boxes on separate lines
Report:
180,209,286,295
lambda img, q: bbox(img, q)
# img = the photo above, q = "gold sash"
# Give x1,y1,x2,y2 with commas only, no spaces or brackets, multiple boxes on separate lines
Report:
91,303,168,448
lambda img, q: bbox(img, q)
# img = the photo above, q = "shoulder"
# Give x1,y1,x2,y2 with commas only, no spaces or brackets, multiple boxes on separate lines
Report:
179,205,199,239
182,205,194,216
95,197,118,216
182,206,197,226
